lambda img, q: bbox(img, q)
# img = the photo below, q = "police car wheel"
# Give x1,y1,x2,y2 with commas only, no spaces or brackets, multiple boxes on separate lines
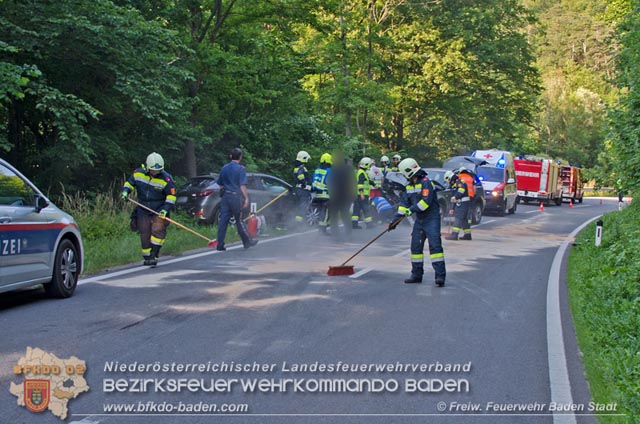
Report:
44,239,79,298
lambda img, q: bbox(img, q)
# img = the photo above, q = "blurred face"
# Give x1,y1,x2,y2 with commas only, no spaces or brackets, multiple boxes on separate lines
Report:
393,157,400,165
149,169,161,177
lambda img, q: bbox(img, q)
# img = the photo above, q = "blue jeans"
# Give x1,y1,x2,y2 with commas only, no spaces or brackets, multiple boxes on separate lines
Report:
217,194,251,247
410,215,446,281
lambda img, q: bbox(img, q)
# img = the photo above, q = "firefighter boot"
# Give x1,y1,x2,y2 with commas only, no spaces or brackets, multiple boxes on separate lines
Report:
147,245,160,266
435,277,445,287
460,233,472,240
404,275,423,284
352,221,362,229
143,256,153,266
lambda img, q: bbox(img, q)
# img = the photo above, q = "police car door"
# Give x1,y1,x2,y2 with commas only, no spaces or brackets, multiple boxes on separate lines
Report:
0,162,52,288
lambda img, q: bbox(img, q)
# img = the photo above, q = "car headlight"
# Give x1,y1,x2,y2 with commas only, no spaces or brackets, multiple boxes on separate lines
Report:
491,190,502,197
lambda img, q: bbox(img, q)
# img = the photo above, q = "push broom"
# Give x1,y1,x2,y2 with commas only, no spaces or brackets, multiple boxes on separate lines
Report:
127,198,218,248
327,216,405,276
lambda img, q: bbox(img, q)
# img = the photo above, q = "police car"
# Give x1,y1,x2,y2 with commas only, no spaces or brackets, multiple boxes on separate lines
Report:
0,159,83,298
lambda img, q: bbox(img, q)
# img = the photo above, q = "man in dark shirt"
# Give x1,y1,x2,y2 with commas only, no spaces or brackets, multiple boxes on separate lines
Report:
215,148,258,251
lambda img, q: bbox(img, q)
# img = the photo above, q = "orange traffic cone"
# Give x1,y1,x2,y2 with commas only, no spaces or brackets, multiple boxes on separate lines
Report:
569,199,573,208
539,202,544,211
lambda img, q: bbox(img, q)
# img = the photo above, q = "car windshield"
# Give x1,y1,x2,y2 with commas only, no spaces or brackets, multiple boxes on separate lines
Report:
477,167,504,182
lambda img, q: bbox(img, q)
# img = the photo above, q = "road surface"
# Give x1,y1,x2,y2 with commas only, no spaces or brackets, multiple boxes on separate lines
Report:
0,198,623,423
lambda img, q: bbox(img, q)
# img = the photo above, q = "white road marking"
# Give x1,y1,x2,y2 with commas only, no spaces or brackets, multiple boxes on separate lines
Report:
348,248,409,279
547,215,601,424
79,230,317,285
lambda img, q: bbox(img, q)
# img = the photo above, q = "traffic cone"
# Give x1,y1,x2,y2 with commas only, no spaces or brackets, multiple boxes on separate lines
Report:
569,199,573,209
539,202,544,211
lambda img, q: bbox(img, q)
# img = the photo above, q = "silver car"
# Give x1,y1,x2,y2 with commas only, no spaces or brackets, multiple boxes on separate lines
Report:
0,158,83,298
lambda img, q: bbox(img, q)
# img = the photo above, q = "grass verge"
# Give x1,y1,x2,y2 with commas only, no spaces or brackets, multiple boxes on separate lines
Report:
567,200,640,423
61,191,238,274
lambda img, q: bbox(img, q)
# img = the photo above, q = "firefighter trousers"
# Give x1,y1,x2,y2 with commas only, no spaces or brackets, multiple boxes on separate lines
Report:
410,216,446,281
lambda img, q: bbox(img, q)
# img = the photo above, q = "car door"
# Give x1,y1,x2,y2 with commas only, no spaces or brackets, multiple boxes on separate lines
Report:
258,176,292,221
245,175,270,214
0,162,52,289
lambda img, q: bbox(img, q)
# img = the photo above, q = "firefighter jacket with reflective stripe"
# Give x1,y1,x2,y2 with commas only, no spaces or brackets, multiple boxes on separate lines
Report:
293,163,311,189
396,177,439,219
453,179,470,202
356,168,371,195
312,165,330,199
123,167,177,214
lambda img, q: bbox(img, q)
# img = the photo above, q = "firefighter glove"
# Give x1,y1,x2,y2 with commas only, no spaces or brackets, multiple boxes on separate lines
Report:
159,210,168,219
121,191,128,200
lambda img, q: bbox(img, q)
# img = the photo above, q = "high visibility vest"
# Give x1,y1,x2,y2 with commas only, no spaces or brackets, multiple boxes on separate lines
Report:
356,169,371,195
312,168,330,199
459,173,475,197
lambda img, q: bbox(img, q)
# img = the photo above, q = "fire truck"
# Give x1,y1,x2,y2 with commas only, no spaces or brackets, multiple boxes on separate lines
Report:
513,157,563,205
560,165,584,203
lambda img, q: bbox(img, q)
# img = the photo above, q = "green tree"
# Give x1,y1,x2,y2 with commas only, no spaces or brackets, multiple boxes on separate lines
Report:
608,0,640,194
0,0,191,192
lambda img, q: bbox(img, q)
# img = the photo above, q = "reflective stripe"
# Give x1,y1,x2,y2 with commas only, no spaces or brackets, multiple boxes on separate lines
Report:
459,197,470,202
417,199,428,211
166,195,177,204
364,216,372,223
124,182,134,190
452,227,461,232
430,253,445,262
141,247,152,255
463,229,471,234
351,215,359,221
151,236,165,246
411,253,424,263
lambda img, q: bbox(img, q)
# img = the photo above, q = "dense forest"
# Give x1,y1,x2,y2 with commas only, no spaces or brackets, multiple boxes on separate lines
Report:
1,0,638,196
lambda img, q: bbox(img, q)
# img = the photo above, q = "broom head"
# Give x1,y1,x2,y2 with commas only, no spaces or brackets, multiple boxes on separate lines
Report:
208,240,218,248
327,265,354,276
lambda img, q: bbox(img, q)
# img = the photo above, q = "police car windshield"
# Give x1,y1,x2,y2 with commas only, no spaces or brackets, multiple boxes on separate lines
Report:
477,166,504,182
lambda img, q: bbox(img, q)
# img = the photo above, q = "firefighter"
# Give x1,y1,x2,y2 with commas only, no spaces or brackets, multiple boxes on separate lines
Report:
121,152,176,266
445,167,473,240
391,154,402,172
353,157,374,229
215,147,258,251
293,150,312,225
388,158,446,286
312,153,332,234
380,155,391,178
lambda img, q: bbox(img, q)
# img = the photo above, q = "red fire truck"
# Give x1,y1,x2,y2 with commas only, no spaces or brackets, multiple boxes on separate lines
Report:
513,157,563,205
560,165,584,203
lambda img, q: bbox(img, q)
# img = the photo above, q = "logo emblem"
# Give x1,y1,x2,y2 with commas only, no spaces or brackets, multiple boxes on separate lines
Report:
24,380,50,413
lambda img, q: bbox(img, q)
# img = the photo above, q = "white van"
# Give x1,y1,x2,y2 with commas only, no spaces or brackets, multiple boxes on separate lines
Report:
471,150,518,216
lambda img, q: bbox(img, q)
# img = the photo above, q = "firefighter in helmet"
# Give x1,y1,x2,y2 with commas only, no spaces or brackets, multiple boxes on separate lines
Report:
121,152,176,266
391,154,402,172
446,166,473,240
293,151,312,225
312,153,332,234
388,158,446,286
353,157,374,229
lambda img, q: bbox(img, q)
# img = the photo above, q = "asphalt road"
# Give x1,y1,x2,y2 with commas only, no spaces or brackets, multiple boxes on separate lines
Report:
0,198,623,424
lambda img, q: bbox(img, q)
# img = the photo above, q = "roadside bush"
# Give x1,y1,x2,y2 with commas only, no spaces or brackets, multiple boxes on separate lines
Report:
568,199,640,422
60,191,226,274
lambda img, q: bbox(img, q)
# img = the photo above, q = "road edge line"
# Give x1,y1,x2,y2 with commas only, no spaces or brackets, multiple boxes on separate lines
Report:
547,215,601,424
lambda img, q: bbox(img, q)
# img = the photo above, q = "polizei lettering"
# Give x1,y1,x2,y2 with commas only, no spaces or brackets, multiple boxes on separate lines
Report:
2,239,22,255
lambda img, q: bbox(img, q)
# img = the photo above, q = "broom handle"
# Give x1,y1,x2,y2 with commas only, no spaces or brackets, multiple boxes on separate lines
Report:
340,216,405,266
243,189,289,221
127,198,212,243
